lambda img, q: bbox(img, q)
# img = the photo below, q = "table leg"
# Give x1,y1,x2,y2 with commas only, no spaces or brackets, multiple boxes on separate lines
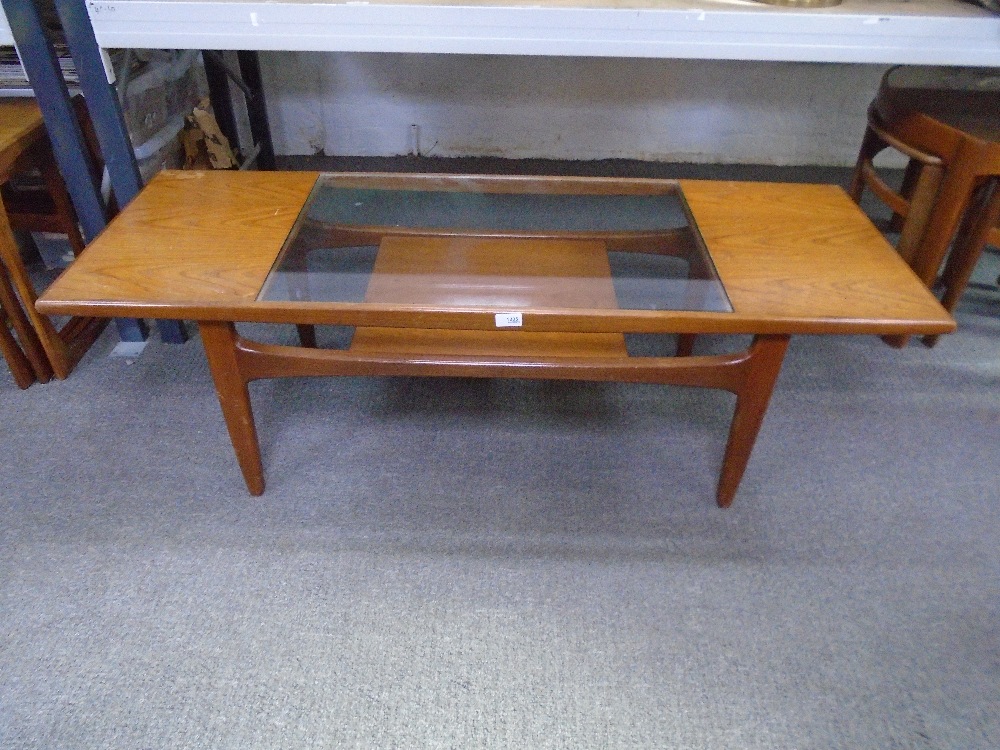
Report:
0,313,37,388
924,178,1000,348
715,334,789,507
676,333,696,357
0,237,52,383
909,140,984,288
198,320,265,495
296,324,317,348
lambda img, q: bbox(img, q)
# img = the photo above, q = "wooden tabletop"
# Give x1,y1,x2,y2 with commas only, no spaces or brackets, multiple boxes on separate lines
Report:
37,170,955,337
0,99,46,176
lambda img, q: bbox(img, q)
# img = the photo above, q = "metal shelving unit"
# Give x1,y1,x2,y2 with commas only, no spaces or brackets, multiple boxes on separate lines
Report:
81,0,1000,65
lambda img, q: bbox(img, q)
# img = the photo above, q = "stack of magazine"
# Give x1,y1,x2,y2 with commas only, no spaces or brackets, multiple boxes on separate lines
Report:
0,46,78,95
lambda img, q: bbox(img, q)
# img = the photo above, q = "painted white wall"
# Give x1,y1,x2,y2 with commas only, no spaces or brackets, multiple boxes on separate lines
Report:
259,52,892,167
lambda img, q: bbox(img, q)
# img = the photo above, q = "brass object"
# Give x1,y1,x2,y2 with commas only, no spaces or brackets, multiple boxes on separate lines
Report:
750,0,843,7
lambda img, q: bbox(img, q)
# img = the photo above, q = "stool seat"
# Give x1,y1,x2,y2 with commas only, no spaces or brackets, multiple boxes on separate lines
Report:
875,67,1000,144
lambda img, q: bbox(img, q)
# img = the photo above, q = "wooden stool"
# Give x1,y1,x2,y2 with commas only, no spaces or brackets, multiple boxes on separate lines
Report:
849,66,1000,347
0,98,108,380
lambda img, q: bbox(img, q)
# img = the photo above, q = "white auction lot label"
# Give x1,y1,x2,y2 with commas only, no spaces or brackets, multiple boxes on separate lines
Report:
495,312,523,328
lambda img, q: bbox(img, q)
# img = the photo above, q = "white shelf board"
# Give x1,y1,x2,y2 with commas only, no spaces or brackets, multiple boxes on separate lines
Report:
85,0,1000,64
0,5,13,47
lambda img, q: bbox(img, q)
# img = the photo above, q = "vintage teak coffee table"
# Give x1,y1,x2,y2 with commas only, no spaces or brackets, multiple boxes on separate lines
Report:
37,171,954,506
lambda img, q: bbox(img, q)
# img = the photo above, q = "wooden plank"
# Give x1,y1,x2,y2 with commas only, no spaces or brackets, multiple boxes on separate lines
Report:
353,233,628,357
678,179,956,329
364,235,619,310
351,327,628,358
41,169,319,305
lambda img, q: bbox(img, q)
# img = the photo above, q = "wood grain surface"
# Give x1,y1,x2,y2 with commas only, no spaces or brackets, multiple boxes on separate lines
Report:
0,100,46,176
677,179,955,327
364,235,619,309
40,170,317,306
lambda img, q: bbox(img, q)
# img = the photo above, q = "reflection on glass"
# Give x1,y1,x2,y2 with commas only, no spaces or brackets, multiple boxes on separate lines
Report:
258,176,731,313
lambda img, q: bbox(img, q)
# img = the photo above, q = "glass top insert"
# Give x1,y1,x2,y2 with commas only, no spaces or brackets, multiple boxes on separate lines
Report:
258,176,732,314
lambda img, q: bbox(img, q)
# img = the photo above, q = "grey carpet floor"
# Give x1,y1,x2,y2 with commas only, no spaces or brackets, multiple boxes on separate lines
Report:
2,163,999,749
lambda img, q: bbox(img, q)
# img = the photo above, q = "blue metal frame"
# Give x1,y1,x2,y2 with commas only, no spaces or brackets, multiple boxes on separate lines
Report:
4,0,188,343
4,1,101,238
52,0,145,202
3,0,147,342
53,0,186,343
3,0,149,342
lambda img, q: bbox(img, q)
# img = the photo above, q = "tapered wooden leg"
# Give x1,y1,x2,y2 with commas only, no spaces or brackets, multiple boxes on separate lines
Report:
894,162,944,267
0,251,51,382
880,333,909,349
676,333,696,357
716,334,790,508
296,324,317,348
198,320,265,495
909,142,984,289
924,180,1000,348
0,313,36,388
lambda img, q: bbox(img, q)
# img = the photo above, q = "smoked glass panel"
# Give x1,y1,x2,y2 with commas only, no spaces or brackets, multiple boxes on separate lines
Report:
258,175,731,313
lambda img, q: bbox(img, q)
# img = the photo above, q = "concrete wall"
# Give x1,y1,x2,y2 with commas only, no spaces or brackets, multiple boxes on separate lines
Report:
259,52,891,167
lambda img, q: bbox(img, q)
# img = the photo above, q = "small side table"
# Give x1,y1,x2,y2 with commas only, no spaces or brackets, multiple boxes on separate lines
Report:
0,98,107,381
